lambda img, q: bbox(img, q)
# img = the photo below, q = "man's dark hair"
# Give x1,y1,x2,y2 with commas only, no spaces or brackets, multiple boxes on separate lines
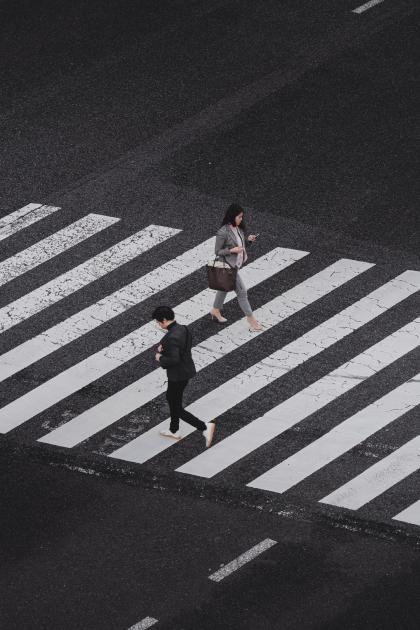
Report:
152,305,175,322
221,203,247,231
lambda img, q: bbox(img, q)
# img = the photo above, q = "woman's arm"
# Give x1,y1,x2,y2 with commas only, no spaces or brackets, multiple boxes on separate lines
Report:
244,229,258,245
215,228,233,257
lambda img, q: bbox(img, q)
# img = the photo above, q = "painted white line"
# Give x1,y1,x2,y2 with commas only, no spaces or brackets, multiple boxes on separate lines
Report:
0,236,217,380
35,247,307,445
393,499,420,527
321,433,420,510
0,213,119,287
352,0,384,14
0,224,180,336
0,249,302,434
164,271,420,471
0,203,41,228
127,617,158,630
0,204,60,241
209,538,277,582
249,374,420,494
109,259,373,464
177,319,420,478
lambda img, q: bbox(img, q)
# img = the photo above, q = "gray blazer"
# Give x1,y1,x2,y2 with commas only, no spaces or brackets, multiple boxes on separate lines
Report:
214,224,252,268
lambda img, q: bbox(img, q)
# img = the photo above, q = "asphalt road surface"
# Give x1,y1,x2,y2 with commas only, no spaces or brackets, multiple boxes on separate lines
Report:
1,450,420,630
0,1,419,628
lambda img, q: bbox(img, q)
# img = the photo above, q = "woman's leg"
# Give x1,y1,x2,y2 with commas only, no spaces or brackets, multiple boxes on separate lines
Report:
236,271,263,329
213,290,227,310
235,271,253,316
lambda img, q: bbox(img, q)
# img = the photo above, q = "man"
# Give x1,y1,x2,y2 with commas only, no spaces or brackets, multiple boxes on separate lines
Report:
152,305,216,447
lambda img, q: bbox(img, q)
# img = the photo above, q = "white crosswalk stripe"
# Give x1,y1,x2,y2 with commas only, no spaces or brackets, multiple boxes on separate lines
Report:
0,247,302,436
0,224,179,338
249,375,420,494
1,205,419,528
36,247,307,446
111,269,418,465
176,319,420,477
108,259,373,464
0,213,119,287
320,430,420,510
0,203,60,241
393,500,420,527
0,236,218,381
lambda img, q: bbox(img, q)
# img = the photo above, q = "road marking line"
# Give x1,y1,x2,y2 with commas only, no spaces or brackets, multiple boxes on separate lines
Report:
176,319,420,478
0,203,60,241
352,0,384,14
127,617,158,630
393,499,420,527
155,271,420,470
249,374,420,494
0,213,119,287
0,236,217,379
320,433,420,510
108,259,373,464
35,248,306,445
209,538,277,582
0,224,180,337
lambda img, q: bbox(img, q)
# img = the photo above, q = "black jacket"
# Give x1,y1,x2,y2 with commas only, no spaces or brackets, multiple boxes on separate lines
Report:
158,321,197,382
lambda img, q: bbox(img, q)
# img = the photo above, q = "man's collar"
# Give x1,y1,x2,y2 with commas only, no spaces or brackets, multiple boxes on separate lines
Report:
167,320,176,330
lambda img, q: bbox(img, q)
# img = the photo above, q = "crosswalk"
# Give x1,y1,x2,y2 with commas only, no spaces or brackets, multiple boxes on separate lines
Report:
42,258,370,448
0,202,419,529
0,203,60,241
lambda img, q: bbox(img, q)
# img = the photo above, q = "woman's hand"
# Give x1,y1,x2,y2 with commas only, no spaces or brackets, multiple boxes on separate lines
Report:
230,246,244,254
247,234,258,242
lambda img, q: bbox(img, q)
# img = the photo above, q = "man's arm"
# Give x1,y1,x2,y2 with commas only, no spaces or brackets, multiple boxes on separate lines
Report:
158,335,182,368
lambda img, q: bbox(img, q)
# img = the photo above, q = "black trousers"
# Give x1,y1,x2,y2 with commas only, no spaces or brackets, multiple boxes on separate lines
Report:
166,379,207,433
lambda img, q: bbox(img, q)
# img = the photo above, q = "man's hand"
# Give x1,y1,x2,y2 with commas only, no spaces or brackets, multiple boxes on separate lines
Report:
247,234,258,242
157,344,163,352
155,353,161,362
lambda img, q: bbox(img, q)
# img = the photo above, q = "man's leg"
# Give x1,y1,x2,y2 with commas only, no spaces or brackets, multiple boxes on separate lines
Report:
165,379,185,434
179,407,207,432
179,380,216,446
166,380,216,447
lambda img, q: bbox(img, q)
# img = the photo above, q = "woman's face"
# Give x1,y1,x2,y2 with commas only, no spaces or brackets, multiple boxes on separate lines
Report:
235,212,244,226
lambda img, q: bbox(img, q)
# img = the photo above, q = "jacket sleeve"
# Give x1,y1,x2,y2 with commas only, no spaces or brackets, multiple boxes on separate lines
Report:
159,335,182,368
243,229,253,246
215,227,232,257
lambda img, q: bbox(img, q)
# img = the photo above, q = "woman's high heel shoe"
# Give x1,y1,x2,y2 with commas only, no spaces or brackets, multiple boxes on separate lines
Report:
247,317,263,332
210,310,227,323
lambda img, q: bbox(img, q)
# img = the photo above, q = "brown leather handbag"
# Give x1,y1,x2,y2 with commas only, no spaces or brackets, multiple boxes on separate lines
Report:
207,257,237,292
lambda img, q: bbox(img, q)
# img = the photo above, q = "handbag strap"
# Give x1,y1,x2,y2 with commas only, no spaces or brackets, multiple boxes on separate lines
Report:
212,255,234,269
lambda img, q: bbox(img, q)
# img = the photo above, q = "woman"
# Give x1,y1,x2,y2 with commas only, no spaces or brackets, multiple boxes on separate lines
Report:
210,203,263,331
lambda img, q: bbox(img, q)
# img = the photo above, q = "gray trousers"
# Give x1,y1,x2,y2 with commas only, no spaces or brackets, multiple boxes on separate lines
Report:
213,270,253,316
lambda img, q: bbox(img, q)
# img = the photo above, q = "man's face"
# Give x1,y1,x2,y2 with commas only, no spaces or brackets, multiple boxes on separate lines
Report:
156,319,169,330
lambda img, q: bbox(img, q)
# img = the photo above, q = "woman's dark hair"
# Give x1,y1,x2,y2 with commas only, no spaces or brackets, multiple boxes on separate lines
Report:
152,305,175,322
221,203,247,231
